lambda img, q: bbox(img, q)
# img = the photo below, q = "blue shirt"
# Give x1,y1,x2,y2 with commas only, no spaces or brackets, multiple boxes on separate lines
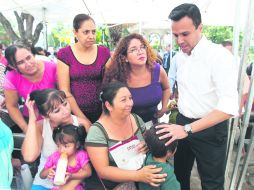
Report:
0,120,14,189
168,53,178,92
163,53,170,69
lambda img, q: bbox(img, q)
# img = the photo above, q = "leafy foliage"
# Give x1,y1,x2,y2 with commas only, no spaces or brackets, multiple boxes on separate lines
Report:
203,26,253,63
47,23,72,49
203,26,234,44
172,25,253,63
0,24,11,45
96,25,110,48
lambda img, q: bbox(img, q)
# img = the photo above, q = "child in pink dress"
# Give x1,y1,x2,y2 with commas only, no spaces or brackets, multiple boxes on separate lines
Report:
40,124,91,190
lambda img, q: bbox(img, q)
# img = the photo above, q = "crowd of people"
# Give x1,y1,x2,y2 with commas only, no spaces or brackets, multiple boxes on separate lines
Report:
0,3,242,190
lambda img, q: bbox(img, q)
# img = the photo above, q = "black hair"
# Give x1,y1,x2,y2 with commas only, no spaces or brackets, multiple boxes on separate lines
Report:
100,81,127,114
73,14,94,31
52,124,87,150
29,88,67,116
144,123,178,158
31,46,45,55
169,3,201,29
4,44,31,71
246,62,253,77
221,41,232,47
73,14,95,43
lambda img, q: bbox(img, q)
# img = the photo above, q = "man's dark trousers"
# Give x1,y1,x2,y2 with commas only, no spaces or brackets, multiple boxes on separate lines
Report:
174,113,228,190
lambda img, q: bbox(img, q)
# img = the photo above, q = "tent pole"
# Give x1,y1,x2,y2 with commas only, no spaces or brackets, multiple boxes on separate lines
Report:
224,0,242,187
42,7,48,50
237,73,254,189
229,0,254,189
138,21,142,34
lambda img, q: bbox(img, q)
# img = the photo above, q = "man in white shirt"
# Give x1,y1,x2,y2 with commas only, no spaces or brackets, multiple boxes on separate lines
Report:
157,3,238,190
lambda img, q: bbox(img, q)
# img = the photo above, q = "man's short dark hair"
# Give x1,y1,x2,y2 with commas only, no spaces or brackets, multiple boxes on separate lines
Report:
169,3,201,29
144,123,178,158
221,41,232,47
246,62,253,77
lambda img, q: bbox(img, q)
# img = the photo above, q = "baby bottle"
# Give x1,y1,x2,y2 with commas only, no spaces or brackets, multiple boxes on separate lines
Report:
54,153,68,186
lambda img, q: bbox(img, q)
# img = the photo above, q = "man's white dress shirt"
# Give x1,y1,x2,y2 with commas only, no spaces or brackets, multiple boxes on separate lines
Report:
176,36,239,119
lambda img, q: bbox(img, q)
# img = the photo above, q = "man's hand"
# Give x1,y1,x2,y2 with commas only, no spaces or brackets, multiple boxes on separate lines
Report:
155,124,188,145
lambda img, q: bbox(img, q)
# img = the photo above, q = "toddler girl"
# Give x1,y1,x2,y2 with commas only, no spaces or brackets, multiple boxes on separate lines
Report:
40,124,91,190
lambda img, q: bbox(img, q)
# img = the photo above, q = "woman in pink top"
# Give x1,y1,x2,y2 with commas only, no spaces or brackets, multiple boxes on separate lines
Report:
3,44,57,133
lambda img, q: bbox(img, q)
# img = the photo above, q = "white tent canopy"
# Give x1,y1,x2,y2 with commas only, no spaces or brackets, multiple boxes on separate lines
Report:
0,0,250,27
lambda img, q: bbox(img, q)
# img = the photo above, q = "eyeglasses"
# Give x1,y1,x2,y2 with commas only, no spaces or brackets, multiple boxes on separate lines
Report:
128,45,147,54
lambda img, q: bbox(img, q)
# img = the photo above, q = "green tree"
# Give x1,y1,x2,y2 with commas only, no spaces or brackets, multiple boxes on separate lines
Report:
47,23,72,49
173,25,253,62
203,26,233,44
96,25,110,48
0,11,43,47
203,26,254,62
0,24,11,45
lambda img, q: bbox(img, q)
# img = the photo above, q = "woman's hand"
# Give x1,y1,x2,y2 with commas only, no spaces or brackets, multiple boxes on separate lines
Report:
137,141,148,154
156,124,188,146
25,95,37,121
136,165,167,186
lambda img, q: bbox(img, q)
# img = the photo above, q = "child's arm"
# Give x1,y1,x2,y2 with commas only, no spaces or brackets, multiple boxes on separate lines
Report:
40,167,55,179
57,163,92,190
40,153,57,180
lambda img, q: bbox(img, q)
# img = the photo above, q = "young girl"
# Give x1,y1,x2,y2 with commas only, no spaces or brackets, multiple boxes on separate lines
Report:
40,124,91,190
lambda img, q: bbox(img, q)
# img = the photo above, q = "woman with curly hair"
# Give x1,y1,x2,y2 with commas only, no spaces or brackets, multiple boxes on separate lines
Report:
104,33,170,124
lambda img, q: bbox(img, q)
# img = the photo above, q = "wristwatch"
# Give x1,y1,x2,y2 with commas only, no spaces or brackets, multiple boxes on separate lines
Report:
184,124,193,134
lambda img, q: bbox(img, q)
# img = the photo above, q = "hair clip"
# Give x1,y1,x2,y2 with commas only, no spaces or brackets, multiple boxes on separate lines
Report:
99,91,103,101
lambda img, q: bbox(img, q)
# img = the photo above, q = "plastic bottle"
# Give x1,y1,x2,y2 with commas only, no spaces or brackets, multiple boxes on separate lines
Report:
54,153,68,186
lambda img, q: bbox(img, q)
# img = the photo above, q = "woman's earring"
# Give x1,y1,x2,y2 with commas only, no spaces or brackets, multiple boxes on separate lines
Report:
74,37,78,43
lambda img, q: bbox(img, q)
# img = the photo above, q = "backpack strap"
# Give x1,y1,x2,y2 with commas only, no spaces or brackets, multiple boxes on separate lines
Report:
132,113,146,134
